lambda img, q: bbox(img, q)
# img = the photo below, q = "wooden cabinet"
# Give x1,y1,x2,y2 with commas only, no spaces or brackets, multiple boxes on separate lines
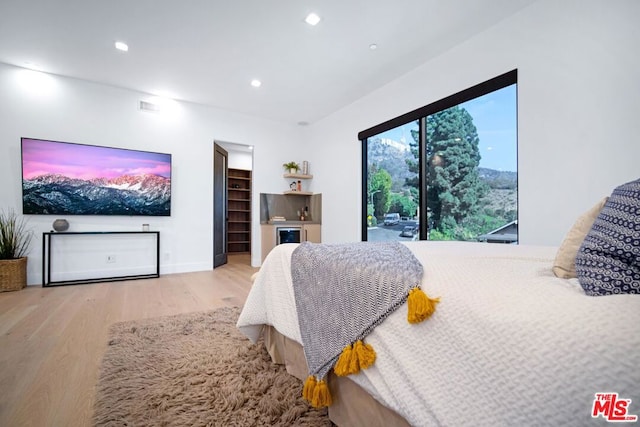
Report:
228,169,251,253
260,225,277,262
302,224,321,243
260,223,321,262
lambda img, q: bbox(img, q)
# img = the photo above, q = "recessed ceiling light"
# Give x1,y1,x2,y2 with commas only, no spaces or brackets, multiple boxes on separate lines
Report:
369,43,378,50
115,41,129,52
250,79,262,88
305,13,321,26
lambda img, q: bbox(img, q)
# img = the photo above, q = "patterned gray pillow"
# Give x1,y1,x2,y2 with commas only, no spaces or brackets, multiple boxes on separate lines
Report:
575,178,640,296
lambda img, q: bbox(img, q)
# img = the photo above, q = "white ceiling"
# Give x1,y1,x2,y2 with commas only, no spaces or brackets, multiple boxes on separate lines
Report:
0,0,537,125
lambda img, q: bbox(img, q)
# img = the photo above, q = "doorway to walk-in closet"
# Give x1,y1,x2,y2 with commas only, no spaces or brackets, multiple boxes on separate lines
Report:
213,141,254,267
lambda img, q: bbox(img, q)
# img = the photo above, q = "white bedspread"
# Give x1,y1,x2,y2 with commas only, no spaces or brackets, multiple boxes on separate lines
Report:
237,241,640,426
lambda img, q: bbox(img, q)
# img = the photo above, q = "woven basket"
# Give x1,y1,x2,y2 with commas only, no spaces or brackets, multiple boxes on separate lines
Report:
0,257,28,292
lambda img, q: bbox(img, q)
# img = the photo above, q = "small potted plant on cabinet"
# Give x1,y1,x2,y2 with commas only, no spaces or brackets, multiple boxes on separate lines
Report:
0,209,33,292
283,161,300,174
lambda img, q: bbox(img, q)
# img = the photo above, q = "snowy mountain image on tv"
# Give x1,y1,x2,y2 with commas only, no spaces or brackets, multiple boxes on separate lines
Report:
21,138,171,216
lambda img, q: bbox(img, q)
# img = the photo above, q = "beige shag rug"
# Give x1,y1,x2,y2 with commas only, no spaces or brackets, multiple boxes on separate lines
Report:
93,306,332,426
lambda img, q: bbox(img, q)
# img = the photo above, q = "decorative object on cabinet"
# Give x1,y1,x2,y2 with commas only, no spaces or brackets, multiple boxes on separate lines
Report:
51,219,69,232
282,161,300,174
228,169,252,253
52,218,70,232
283,172,313,195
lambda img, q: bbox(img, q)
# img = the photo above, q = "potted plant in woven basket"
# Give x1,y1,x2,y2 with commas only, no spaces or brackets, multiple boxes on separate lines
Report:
0,209,33,292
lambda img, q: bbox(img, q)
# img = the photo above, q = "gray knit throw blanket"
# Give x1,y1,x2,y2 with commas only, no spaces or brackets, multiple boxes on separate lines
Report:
291,241,424,381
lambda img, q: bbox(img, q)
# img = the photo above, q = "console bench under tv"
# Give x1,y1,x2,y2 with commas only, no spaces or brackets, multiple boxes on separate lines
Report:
42,231,160,287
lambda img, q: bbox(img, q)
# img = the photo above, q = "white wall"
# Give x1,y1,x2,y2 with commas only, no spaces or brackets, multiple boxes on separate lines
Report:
3,0,639,285
307,0,640,246
227,150,253,171
0,63,303,283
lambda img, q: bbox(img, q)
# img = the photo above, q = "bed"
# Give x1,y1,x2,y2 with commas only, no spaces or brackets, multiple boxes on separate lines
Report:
237,240,640,426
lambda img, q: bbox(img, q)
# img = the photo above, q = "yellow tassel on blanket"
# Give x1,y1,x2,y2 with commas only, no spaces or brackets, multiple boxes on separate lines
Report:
334,340,376,376
311,379,332,408
407,287,440,324
348,345,360,374
353,340,376,369
334,344,353,376
302,375,316,401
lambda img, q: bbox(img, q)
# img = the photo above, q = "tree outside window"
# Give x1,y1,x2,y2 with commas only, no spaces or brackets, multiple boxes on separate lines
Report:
361,71,517,243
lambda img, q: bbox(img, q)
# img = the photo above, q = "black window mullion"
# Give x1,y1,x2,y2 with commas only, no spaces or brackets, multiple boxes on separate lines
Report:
418,116,428,241
361,138,369,241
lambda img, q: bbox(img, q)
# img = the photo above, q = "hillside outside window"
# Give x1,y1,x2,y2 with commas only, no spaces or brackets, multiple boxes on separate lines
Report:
360,70,518,243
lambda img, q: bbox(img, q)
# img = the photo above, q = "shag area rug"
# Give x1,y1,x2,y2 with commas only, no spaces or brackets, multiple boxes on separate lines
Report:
93,306,332,426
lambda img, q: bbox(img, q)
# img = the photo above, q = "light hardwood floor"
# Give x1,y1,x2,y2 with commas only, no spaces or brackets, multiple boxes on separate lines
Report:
0,254,257,427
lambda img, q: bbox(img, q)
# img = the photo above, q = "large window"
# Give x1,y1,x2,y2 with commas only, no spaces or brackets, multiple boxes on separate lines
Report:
361,70,517,243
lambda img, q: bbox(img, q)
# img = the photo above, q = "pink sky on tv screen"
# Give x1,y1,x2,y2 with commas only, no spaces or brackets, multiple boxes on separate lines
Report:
22,138,171,180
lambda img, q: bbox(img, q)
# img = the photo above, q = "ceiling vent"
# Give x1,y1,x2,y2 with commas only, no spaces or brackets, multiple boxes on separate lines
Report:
139,100,160,112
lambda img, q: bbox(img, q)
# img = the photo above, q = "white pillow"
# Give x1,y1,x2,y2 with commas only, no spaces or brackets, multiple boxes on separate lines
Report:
552,197,608,279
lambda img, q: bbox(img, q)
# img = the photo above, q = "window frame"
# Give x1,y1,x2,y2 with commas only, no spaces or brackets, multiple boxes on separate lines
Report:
359,69,518,241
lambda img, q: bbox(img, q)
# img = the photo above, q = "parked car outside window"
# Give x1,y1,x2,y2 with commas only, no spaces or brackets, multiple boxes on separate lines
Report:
400,225,418,237
383,213,400,225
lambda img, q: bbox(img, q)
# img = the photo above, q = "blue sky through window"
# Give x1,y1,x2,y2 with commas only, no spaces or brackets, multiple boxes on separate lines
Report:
376,84,517,172
462,84,517,171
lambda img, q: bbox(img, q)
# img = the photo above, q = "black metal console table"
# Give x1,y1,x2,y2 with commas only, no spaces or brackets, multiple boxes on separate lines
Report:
42,231,160,287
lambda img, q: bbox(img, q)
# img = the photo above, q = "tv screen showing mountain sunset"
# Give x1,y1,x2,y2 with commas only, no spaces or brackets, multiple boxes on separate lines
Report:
21,138,172,216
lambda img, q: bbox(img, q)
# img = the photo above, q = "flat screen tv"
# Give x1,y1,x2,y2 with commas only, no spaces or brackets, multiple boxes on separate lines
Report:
21,138,171,216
